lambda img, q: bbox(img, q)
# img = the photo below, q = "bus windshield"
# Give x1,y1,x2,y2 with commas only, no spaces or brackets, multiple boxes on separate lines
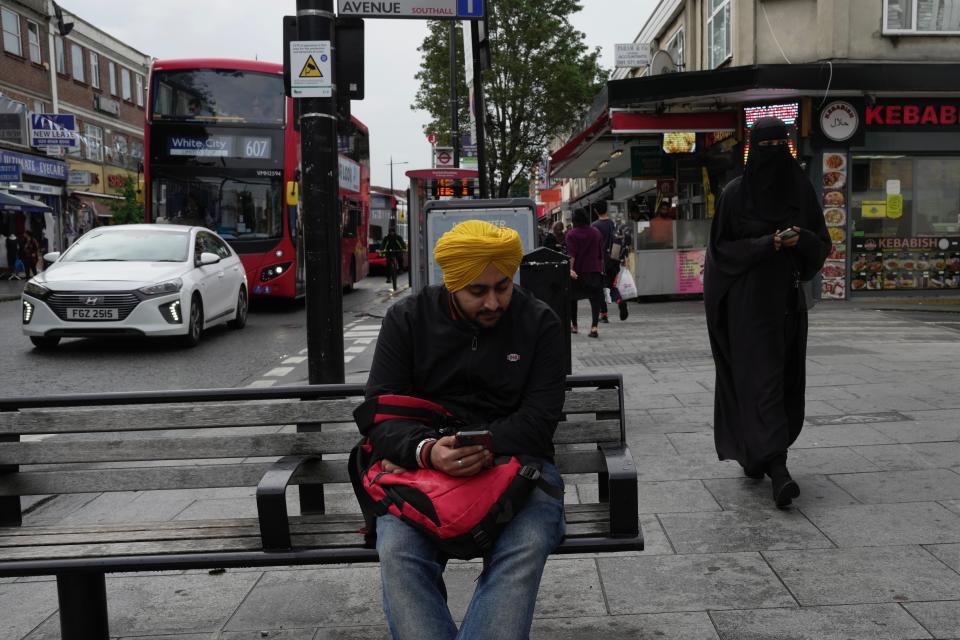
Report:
152,69,284,125
151,175,283,240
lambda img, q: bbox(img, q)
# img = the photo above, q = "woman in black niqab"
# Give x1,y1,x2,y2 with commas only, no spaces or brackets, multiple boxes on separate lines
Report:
703,117,831,507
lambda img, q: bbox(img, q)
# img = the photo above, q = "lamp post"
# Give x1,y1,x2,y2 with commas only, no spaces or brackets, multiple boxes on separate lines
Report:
388,156,409,226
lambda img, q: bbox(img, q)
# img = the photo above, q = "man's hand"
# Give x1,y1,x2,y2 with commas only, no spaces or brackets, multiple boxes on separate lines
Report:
430,435,492,477
570,268,579,280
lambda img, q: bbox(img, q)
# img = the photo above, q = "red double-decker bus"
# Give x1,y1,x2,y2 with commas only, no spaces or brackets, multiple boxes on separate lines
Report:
144,58,369,299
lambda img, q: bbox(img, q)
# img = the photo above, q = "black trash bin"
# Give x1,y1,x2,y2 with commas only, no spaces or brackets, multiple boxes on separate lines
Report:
520,247,571,374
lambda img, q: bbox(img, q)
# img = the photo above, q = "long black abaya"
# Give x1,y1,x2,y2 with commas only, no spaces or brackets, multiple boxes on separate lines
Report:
703,161,831,474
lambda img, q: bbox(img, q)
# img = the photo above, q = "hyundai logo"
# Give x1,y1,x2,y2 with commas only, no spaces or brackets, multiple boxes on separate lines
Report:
84,296,101,306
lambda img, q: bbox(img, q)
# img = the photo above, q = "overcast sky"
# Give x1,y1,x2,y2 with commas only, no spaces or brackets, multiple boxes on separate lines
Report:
64,0,656,188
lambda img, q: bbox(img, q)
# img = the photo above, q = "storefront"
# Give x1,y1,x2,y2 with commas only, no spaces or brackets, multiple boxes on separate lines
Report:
815,98,960,296
0,148,67,252
552,62,960,299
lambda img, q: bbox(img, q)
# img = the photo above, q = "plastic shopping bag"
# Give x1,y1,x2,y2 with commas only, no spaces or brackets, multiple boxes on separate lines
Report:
603,288,612,305
617,266,638,300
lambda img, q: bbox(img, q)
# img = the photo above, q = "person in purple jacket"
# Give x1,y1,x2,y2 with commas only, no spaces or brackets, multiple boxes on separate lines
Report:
565,208,605,337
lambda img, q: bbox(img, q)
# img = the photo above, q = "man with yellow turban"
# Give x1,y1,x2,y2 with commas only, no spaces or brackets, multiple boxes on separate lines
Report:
364,219,566,640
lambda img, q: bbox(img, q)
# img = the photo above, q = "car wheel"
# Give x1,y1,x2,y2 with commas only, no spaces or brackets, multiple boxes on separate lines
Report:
228,287,248,330
181,295,203,347
30,336,60,350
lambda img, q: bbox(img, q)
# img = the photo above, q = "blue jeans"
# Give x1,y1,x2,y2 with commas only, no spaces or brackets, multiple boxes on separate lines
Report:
375,462,565,640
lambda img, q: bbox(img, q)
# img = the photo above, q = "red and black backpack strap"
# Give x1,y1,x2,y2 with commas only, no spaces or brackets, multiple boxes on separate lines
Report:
353,394,465,435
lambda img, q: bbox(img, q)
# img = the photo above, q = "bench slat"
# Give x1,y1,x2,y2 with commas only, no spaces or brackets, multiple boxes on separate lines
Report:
0,388,619,436
0,450,607,496
0,421,618,466
562,389,620,415
0,398,363,435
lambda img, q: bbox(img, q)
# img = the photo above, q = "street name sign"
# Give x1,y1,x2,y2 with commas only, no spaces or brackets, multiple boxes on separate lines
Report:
338,0,484,19
289,41,333,98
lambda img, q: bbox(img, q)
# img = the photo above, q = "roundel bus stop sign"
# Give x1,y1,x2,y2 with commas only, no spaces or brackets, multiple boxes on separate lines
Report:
434,148,454,168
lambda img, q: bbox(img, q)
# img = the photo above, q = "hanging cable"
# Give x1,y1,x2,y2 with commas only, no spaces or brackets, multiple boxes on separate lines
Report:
761,3,791,64
818,60,834,110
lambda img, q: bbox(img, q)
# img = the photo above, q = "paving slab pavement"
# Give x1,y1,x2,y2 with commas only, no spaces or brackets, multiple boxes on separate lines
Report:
5,298,960,639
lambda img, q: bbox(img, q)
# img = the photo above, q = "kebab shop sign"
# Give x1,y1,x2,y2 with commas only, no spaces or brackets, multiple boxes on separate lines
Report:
865,99,960,130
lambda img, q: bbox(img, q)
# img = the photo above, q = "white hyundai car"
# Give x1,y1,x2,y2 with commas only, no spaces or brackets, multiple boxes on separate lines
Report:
21,224,248,349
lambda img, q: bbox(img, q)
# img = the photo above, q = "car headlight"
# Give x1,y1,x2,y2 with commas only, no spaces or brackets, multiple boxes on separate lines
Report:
23,281,50,299
138,278,183,297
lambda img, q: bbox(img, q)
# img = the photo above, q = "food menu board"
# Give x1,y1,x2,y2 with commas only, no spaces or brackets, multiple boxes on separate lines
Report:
821,152,848,299
675,249,706,294
851,236,960,291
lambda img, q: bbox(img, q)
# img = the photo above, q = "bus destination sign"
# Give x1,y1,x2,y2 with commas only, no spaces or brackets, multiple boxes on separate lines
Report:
337,0,483,19
167,136,273,160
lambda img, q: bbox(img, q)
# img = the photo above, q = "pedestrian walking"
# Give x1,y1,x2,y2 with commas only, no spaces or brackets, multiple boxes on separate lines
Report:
592,207,629,322
362,219,566,640
565,208,604,338
542,220,565,253
19,230,39,279
703,116,830,507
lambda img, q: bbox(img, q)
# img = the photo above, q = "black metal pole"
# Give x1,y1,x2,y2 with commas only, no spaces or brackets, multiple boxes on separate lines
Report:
449,21,460,168
297,0,343,385
470,19,488,198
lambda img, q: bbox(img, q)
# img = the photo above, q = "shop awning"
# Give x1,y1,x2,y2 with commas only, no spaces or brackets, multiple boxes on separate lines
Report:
551,61,960,180
0,190,51,214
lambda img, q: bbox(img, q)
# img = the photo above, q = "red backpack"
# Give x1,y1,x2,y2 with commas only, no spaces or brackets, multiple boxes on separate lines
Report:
349,395,562,560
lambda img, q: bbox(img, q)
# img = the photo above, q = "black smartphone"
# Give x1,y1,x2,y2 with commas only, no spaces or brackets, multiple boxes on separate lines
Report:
778,228,799,241
454,430,493,450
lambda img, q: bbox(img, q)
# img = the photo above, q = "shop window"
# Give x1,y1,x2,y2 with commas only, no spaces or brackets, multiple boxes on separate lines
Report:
84,123,103,162
666,28,684,70
89,52,100,89
54,36,65,74
131,139,144,164
26,20,41,64
121,67,132,102
707,0,730,68
885,0,960,33
70,43,84,82
135,74,144,107
108,61,117,95
2,7,22,57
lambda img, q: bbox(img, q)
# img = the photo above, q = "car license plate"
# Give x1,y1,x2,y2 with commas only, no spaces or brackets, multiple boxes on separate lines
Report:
66,307,119,320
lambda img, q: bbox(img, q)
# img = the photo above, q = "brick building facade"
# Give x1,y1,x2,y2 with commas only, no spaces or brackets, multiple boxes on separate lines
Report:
0,0,151,257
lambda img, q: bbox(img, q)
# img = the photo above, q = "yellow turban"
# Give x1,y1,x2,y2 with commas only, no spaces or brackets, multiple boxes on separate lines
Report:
433,220,523,292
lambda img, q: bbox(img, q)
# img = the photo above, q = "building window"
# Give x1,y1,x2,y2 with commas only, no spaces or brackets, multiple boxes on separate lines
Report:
84,123,103,162
135,74,144,107
121,68,132,101
54,36,65,74
70,43,84,82
32,99,45,114
707,0,731,68
131,139,144,166
2,7,22,57
27,20,41,64
108,61,117,95
112,135,128,166
89,52,100,89
666,27,684,71
885,0,960,33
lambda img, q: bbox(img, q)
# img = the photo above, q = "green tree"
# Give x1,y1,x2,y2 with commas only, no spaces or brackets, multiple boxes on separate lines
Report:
108,176,144,225
412,0,606,197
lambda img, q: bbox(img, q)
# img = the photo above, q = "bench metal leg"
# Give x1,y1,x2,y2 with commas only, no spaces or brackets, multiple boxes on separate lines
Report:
57,572,109,640
297,421,325,515
0,431,21,526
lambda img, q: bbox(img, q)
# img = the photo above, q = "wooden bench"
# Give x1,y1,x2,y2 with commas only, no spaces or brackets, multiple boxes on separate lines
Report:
0,374,641,639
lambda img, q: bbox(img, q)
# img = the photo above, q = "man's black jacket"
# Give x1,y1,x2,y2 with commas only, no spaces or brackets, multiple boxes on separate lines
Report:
364,284,566,469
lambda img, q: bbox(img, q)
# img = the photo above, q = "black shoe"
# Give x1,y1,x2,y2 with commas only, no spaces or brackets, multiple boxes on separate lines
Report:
771,473,800,507
599,314,609,323
618,301,629,321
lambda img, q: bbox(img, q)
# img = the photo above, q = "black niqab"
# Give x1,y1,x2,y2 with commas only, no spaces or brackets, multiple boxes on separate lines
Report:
741,117,807,223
